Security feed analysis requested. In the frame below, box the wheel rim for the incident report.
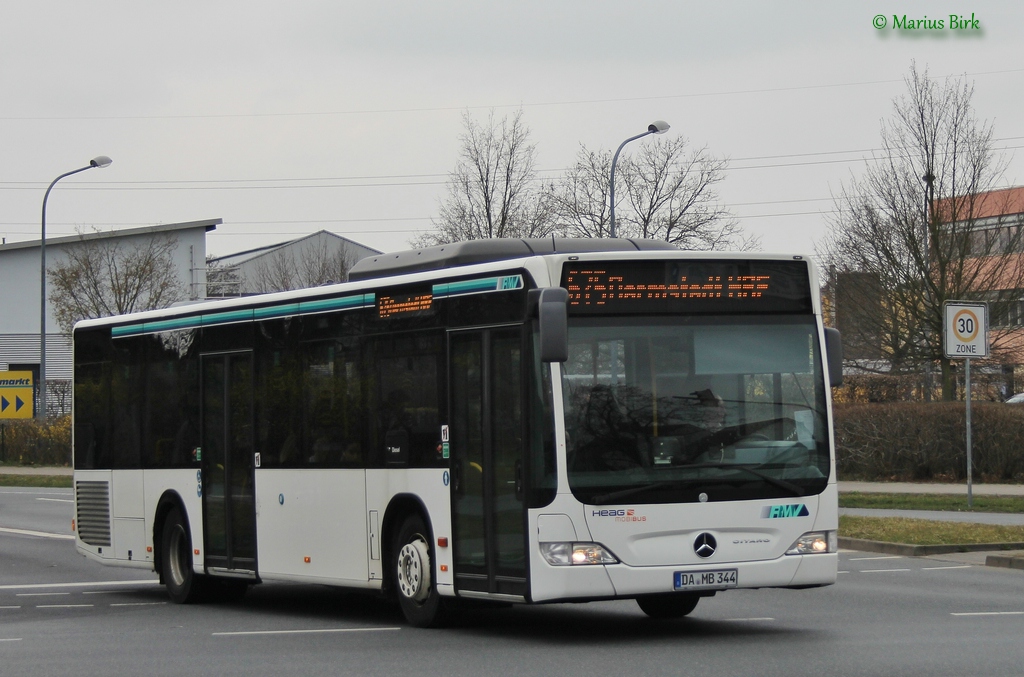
[396,537,431,603]
[167,524,188,588]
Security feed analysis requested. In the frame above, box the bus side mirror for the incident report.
[539,288,569,363]
[824,327,843,387]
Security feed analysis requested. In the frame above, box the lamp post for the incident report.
[38,156,112,420]
[609,120,670,238]
[921,170,936,402]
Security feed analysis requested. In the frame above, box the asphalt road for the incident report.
[4,487,1024,677]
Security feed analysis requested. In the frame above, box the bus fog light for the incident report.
[786,531,836,555]
[540,542,618,566]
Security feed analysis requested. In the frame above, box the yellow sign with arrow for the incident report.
[0,371,34,419]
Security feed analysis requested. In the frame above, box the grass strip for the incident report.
[840,515,1024,545]
[839,492,1024,514]
[0,475,73,488]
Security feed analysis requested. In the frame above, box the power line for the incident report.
[3,68,1022,122]
[2,139,1021,191]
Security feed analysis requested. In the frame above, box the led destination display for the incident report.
[561,260,813,314]
[378,292,434,319]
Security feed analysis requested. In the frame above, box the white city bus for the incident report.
[72,238,842,626]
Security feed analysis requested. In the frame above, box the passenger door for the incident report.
[201,351,257,575]
[448,328,527,597]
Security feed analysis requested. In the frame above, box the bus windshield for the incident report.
[561,315,830,505]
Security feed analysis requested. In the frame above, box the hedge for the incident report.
[835,402,1024,482]
[0,416,72,467]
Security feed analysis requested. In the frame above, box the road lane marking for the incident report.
[213,627,401,637]
[922,565,973,571]
[37,604,94,609]
[36,497,74,503]
[861,568,911,573]
[849,556,903,561]
[952,611,1024,617]
[16,592,70,597]
[0,606,22,610]
[0,580,160,591]
[1,638,23,642]
[110,602,167,607]
[838,570,850,574]
[0,527,75,541]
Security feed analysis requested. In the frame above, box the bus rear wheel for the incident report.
[392,514,447,627]
[161,507,206,604]
[636,593,700,619]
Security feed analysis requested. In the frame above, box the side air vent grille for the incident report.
[75,481,112,547]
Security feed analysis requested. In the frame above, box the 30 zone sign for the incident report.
[944,302,989,358]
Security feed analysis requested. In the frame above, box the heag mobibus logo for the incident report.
[591,508,647,523]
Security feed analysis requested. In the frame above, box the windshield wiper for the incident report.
[588,464,806,505]
[684,463,804,497]
[591,481,675,505]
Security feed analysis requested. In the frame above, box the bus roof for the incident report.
[348,237,677,281]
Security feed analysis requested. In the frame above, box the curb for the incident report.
[838,537,1024,557]
[985,554,1024,570]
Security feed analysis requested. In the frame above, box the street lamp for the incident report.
[921,170,935,402]
[38,156,112,420]
[609,120,670,238]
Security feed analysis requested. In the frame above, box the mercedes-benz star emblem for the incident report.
[694,532,717,558]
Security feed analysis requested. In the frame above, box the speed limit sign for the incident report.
[944,302,989,358]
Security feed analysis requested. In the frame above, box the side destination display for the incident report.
[561,260,813,314]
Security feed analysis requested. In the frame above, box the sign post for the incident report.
[943,302,989,508]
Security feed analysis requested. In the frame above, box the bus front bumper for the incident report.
[529,552,837,603]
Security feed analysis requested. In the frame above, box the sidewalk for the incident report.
[837,481,1024,570]
[839,481,1024,496]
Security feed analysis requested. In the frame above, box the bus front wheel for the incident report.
[636,593,700,619]
[161,507,206,604]
[392,514,447,627]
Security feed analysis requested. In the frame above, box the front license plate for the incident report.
[674,569,738,591]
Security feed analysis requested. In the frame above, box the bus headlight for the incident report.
[785,531,837,555]
[540,542,619,566]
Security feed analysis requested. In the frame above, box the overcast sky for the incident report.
[2,1,1022,259]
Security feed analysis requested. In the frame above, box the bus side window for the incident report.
[371,332,445,469]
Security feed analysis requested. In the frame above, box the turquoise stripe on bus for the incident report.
[433,275,523,298]
[110,292,376,338]
[201,309,254,326]
[253,303,300,319]
[299,293,374,314]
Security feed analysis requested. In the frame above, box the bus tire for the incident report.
[161,506,206,604]
[392,514,447,627]
[636,593,700,619]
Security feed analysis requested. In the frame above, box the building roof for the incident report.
[0,218,221,253]
[934,186,1024,223]
[207,230,381,267]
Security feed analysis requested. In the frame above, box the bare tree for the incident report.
[249,236,357,293]
[553,137,751,250]
[414,110,557,247]
[553,146,614,239]
[823,63,1015,399]
[48,230,184,335]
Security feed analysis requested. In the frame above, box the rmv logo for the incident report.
[762,504,809,519]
